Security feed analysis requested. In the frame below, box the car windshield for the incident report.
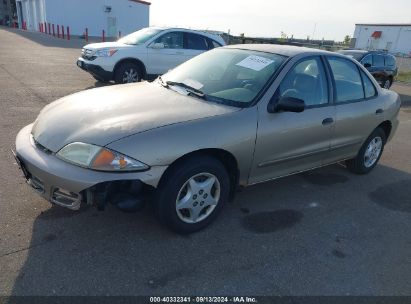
[118,28,163,45]
[337,51,365,61]
[160,48,286,107]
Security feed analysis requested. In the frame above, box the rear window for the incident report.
[385,55,396,67]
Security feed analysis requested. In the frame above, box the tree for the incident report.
[344,35,351,45]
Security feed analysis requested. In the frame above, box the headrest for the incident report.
[293,73,317,92]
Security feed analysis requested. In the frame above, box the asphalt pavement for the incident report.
[0,27,410,297]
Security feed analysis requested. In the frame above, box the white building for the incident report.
[15,0,150,37]
[353,23,411,55]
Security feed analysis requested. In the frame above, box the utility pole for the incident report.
[312,22,317,41]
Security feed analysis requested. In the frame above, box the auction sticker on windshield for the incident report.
[236,55,274,71]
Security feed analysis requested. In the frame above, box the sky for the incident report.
[149,0,411,41]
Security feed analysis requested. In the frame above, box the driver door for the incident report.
[147,31,187,75]
[249,56,335,184]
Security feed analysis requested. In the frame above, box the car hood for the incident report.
[83,41,132,50]
[31,82,240,152]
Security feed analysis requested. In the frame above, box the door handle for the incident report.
[322,118,334,126]
[376,109,384,115]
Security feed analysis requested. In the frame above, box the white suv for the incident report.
[77,27,225,84]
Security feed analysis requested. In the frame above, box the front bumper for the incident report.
[77,57,113,82]
[15,124,167,209]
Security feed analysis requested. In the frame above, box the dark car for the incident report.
[337,50,398,89]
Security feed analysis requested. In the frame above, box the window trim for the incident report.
[325,55,379,105]
[273,55,331,110]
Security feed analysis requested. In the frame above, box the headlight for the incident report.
[57,142,149,172]
[94,48,118,57]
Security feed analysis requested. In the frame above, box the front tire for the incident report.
[156,155,230,234]
[114,62,141,84]
[346,128,386,174]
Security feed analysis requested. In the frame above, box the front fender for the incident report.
[107,108,258,186]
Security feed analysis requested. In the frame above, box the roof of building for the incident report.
[224,44,333,57]
[129,0,151,6]
[355,23,411,27]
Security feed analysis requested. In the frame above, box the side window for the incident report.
[185,33,208,50]
[361,70,377,98]
[278,57,328,106]
[373,54,384,67]
[385,55,396,67]
[361,55,372,67]
[154,32,183,49]
[328,57,364,102]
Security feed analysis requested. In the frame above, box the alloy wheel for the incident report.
[364,136,383,168]
[122,68,139,83]
[175,172,221,224]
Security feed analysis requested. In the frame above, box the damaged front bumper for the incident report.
[14,124,167,210]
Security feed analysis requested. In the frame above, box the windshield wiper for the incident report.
[165,81,207,100]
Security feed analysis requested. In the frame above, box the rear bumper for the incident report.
[77,57,113,82]
[15,124,167,209]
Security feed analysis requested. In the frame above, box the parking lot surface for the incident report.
[0,27,410,296]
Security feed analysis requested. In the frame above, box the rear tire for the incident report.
[114,62,142,84]
[346,128,386,174]
[155,155,230,234]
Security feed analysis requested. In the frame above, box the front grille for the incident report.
[81,48,96,61]
[51,188,82,210]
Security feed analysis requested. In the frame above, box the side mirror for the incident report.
[363,63,372,68]
[150,42,165,49]
[267,96,305,113]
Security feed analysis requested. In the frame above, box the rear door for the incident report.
[325,56,385,162]
[146,31,186,75]
[250,56,335,184]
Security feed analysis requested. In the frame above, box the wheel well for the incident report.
[378,120,392,139]
[114,58,147,79]
[159,149,240,201]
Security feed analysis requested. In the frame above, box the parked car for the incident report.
[337,50,398,89]
[15,45,400,233]
[77,27,225,84]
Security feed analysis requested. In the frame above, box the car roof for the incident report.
[223,44,334,57]
[149,26,225,44]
